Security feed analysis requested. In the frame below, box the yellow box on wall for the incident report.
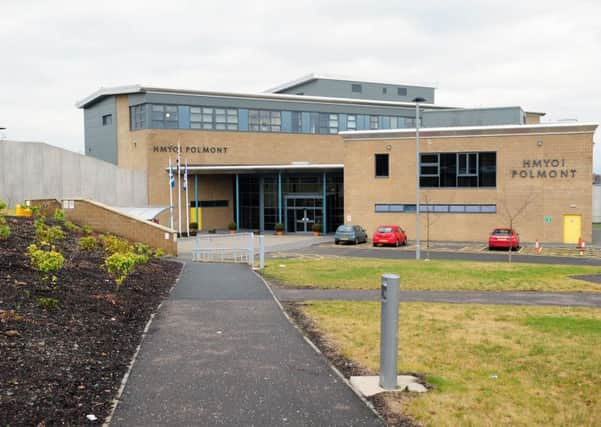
[190,207,202,230]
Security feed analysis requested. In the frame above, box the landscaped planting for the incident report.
[0,215,181,425]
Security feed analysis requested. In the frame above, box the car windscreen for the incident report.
[377,227,393,233]
[337,225,353,232]
[492,229,511,236]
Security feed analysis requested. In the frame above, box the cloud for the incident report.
[1,0,599,167]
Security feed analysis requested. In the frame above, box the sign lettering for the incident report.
[511,159,576,179]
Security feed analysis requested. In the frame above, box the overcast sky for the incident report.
[1,0,600,169]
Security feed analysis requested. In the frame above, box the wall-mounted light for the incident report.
[537,140,543,147]
[386,144,392,151]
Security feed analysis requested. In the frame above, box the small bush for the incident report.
[100,234,133,255]
[135,242,153,257]
[275,222,284,232]
[153,248,166,258]
[0,224,10,240]
[37,297,59,310]
[82,225,93,235]
[64,220,81,233]
[0,200,7,211]
[312,223,322,232]
[103,252,147,286]
[35,221,65,244]
[79,236,98,251]
[26,244,64,282]
[53,208,65,223]
[228,222,237,231]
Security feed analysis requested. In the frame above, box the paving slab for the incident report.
[110,262,382,427]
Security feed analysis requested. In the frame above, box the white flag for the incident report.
[183,160,188,191]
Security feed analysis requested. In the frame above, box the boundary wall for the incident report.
[0,140,147,207]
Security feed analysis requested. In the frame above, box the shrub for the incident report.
[312,223,322,233]
[190,222,198,230]
[103,252,147,286]
[153,248,166,258]
[64,220,81,233]
[37,297,59,310]
[0,224,10,240]
[135,242,152,257]
[79,236,98,252]
[0,199,6,211]
[53,208,65,223]
[100,234,133,255]
[35,221,65,244]
[26,244,64,283]
[82,225,93,235]
[275,222,284,232]
[228,222,237,231]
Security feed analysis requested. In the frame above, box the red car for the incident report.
[372,225,407,247]
[488,228,520,250]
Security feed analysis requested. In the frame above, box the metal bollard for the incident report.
[259,235,265,269]
[379,273,400,390]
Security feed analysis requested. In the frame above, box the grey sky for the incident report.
[1,0,600,168]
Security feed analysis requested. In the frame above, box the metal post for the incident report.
[415,103,421,260]
[278,172,282,224]
[249,232,254,267]
[322,171,327,234]
[379,273,400,390]
[235,173,240,232]
[259,235,265,269]
[195,174,199,230]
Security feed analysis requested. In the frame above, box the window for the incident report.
[150,104,178,128]
[420,152,496,188]
[317,113,338,134]
[382,87,388,94]
[347,115,357,130]
[369,115,379,130]
[375,203,496,213]
[249,109,280,132]
[130,105,146,130]
[397,87,407,96]
[102,114,112,126]
[351,84,362,93]
[375,154,389,177]
[196,200,229,208]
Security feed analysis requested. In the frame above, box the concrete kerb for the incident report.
[252,270,386,424]
[103,258,186,427]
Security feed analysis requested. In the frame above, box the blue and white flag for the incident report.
[183,160,188,191]
[169,157,175,188]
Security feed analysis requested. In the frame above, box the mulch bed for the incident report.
[284,302,420,427]
[0,216,182,426]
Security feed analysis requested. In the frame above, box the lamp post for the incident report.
[413,97,426,260]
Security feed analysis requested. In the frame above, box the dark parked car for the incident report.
[335,224,368,245]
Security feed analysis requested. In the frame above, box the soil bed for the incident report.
[0,216,181,426]
[284,302,419,427]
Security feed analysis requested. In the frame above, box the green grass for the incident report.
[263,257,601,292]
[300,301,601,426]
[593,223,601,230]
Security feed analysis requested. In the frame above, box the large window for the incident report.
[190,107,238,130]
[249,110,281,132]
[150,104,178,128]
[347,115,357,130]
[419,152,496,188]
[375,154,389,178]
[317,113,338,134]
[375,203,496,213]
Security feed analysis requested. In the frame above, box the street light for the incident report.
[413,97,426,260]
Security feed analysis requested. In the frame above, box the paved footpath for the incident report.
[273,287,601,308]
[110,262,383,426]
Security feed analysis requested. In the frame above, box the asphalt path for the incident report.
[280,244,601,266]
[272,287,601,308]
[110,262,383,427]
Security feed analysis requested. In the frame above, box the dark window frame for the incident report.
[375,153,390,178]
[102,114,112,126]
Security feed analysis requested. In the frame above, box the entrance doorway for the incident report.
[285,195,323,233]
[563,214,582,244]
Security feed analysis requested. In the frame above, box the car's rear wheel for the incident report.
[395,240,399,247]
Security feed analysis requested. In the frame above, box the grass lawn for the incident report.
[299,301,601,426]
[263,258,601,292]
[593,223,601,230]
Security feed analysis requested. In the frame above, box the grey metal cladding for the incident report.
[422,107,525,128]
[84,96,117,164]
[276,78,436,104]
[139,92,419,117]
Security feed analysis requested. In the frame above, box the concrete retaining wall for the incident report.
[30,198,178,255]
[0,140,147,207]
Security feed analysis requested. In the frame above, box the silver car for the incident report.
[334,224,368,245]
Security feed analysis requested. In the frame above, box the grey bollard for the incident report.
[379,273,400,390]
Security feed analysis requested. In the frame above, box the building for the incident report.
[77,74,597,243]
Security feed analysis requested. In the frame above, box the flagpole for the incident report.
[169,157,174,230]
[185,160,190,236]
[177,143,182,236]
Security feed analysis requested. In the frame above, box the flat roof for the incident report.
[75,85,449,110]
[264,73,437,94]
[340,122,598,139]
